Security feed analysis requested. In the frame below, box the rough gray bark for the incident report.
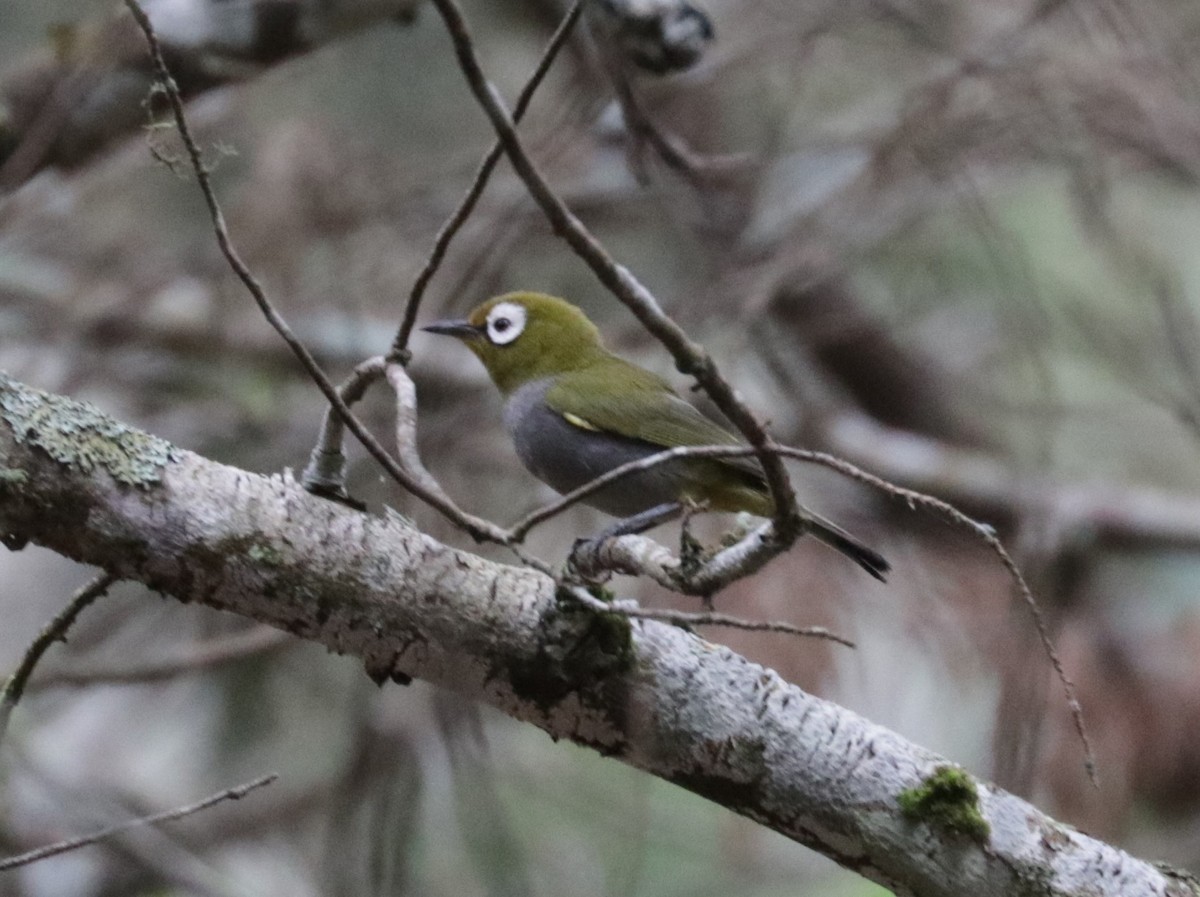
[0,371,1193,897]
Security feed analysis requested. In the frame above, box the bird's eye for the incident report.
[485,302,526,346]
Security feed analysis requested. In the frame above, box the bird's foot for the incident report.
[566,502,683,582]
[565,538,614,586]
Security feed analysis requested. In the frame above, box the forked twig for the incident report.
[121,0,1091,782]
[510,440,1096,783]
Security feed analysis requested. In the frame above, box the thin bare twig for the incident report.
[777,450,1098,784]
[310,3,585,503]
[509,444,758,539]
[508,439,1095,782]
[122,0,506,544]
[425,0,803,544]
[390,0,585,358]
[823,411,1200,547]
[377,364,557,573]
[563,586,855,647]
[0,572,116,749]
[28,626,290,692]
[0,773,278,871]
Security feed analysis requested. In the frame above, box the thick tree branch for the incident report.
[0,371,1187,897]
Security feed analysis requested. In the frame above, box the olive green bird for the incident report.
[424,292,888,580]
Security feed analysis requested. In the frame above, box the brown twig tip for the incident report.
[0,773,278,871]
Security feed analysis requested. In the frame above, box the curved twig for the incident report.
[507,440,1095,783]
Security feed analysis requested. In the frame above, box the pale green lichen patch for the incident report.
[0,468,29,486]
[247,542,283,566]
[0,373,175,488]
[898,765,990,842]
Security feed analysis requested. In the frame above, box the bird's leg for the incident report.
[568,502,684,581]
[678,499,710,579]
[605,501,686,538]
[591,501,685,543]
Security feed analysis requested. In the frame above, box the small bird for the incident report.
[423,292,888,580]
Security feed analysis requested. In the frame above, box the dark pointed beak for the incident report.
[421,319,482,339]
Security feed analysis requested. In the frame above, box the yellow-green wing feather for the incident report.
[543,359,769,493]
[544,360,731,445]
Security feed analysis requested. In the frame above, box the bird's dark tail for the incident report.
[808,515,890,582]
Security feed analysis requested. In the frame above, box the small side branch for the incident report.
[563,585,855,647]
[517,441,1095,783]
[301,357,387,505]
[28,626,290,692]
[385,361,467,508]
[0,572,116,749]
[0,773,277,871]
[568,520,783,599]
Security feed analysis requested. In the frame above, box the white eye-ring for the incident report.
[485,302,527,346]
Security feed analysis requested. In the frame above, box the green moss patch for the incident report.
[898,765,990,841]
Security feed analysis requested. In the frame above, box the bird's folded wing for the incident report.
[544,364,767,486]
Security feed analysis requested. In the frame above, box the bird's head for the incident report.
[423,292,607,394]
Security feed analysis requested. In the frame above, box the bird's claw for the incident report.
[567,536,614,585]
